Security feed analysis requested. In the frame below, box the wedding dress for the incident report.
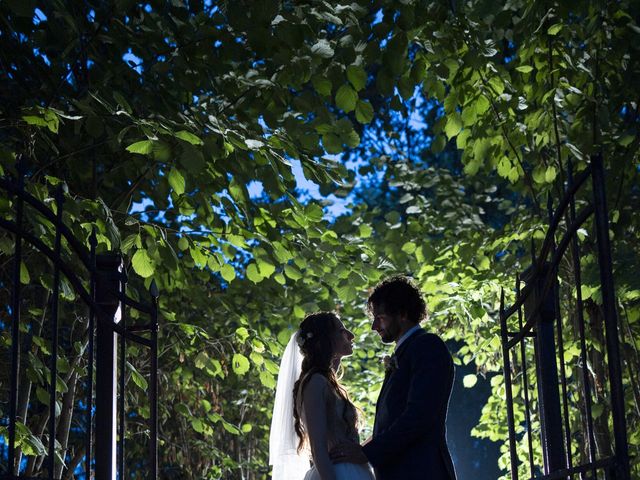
[300,386,375,480]
[269,332,374,480]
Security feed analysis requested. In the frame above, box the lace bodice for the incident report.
[325,392,359,448]
[297,374,359,451]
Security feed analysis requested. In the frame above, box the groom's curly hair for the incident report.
[367,275,428,324]
[292,312,358,453]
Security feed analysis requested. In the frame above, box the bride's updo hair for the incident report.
[292,312,358,453]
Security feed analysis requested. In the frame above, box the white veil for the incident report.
[269,331,310,479]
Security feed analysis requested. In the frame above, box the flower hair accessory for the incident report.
[296,331,313,347]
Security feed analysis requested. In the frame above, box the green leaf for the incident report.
[272,242,293,263]
[384,33,408,75]
[461,105,477,127]
[304,203,324,222]
[398,75,414,100]
[515,65,534,73]
[175,130,203,145]
[241,423,253,433]
[191,418,205,433]
[355,100,374,124]
[235,327,250,342]
[359,224,373,238]
[376,69,394,95]
[113,91,132,113]
[472,138,491,162]
[229,177,248,205]
[222,420,241,435]
[547,23,563,36]
[293,305,305,319]
[127,361,148,390]
[444,112,463,139]
[346,65,367,91]
[463,374,478,388]
[335,84,358,112]
[259,370,276,389]
[20,261,30,284]
[592,403,603,418]
[545,166,557,183]
[401,241,416,254]
[232,353,250,375]
[121,234,138,254]
[175,402,191,417]
[257,258,276,278]
[221,263,236,282]
[618,134,634,147]
[476,255,490,271]
[246,263,264,283]
[250,351,264,366]
[475,95,490,115]
[126,140,154,155]
[322,133,342,154]
[22,115,48,129]
[311,39,334,58]
[168,168,185,195]
[36,387,49,405]
[195,351,209,369]
[180,145,205,173]
[284,264,302,281]
[178,236,189,251]
[321,230,339,243]
[132,249,155,278]
[25,108,60,133]
[343,129,360,148]
[312,76,332,96]
[457,129,471,148]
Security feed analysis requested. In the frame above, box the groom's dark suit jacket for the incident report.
[362,328,457,480]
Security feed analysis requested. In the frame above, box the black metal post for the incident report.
[86,227,98,480]
[591,154,630,480]
[500,289,519,480]
[516,277,535,478]
[8,162,25,477]
[94,254,123,480]
[522,263,567,476]
[118,272,127,479]
[48,187,64,480]
[149,279,159,480]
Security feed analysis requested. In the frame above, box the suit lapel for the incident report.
[376,328,425,406]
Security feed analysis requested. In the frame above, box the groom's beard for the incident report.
[379,321,401,343]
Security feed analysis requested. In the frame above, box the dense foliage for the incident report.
[1,0,639,479]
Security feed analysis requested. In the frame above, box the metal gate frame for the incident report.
[499,154,630,480]
[1,161,159,480]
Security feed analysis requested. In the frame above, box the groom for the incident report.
[332,276,457,479]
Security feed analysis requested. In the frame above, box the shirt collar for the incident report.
[395,324,421,352]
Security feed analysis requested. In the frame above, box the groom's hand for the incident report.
[329,442,368,464]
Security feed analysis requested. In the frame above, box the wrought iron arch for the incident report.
[500,154,630,480]
[1,163,159,480]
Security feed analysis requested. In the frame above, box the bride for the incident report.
[269,312,374,480]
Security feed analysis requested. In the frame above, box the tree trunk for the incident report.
[15,294,48,473]
[63,445,85,480]
[24,409,49,476]
[54,369,78,479]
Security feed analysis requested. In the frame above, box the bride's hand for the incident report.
[329,442,368,464]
